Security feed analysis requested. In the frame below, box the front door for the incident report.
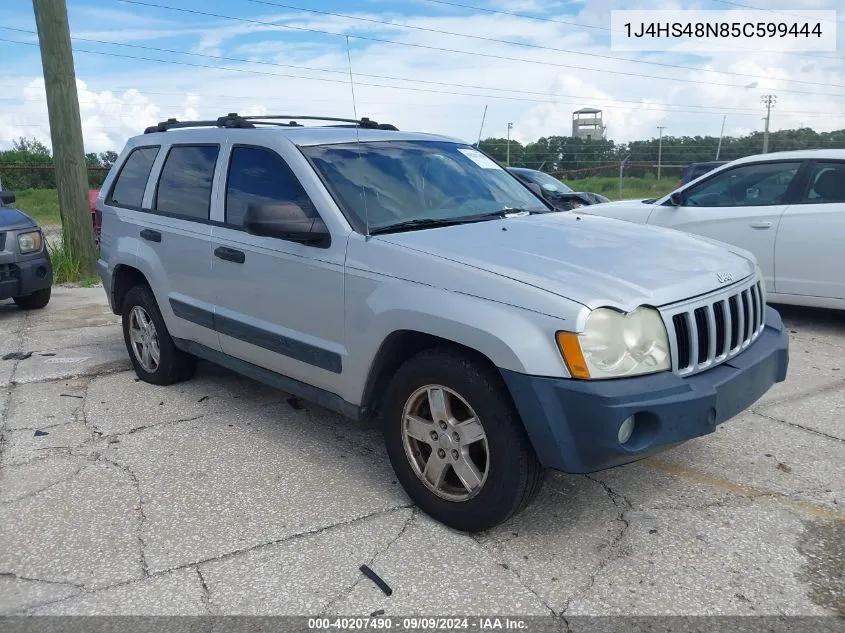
[647,160,804,293]
[210,143,347,394]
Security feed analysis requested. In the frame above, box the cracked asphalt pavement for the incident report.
[0,288,843,617]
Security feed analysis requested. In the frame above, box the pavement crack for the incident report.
[320,507,415,615]
[162,503,414,576]
[194,566,215,614]
[559,475,635,612]
[0,463,87,505]
[96,454,149,578]
[1,311,28,462]
[473,531,558,617]
[753,411,845,444]
[0,571,85,590]
[91,415,207,444]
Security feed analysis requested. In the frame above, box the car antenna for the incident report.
[346,36,370,238]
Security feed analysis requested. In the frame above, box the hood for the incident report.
[0,208,36,231]
[373,212,756,311]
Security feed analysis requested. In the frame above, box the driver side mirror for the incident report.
[0,190,15,206]
[244,203,330,247]
[669,191,683,206]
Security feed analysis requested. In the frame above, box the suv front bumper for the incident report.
[501,305,789,474]
[0,253,53,301]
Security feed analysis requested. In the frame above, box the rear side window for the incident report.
[801,162,845,203]
[154,145,219,220]
[106,146,159,208]
[225,146,317,227]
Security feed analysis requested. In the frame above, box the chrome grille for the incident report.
[663,277,765,376]
[0,232,6,251]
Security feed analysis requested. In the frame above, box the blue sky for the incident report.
[1,0,843,153]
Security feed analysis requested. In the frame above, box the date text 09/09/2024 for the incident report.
[308,617,529,630]
[624,21,823,38]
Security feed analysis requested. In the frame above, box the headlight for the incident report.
[557,306,671,379]
[17,231,43,254]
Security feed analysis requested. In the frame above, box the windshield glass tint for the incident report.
[302,140,548,230]
[524,170,573,193]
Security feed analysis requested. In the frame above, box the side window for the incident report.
[154,145,219,220]
[801,162,845,204]
[225,146,317,228]
[683,162,801,208]
[106,146,159,208]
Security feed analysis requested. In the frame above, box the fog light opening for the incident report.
[618,416,635,445]
[35,266,47,279]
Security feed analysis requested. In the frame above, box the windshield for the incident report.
[301,140,549,231]
[520,170,573,193]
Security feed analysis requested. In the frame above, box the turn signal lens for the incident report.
[556,331,591,379]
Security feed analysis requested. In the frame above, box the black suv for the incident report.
[680,161,728,186]
[508,167,609,210]
[0,189,52,309]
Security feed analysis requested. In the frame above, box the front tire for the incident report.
[13,287,51,310]
[121,284,196,385]
[381,348,545,532]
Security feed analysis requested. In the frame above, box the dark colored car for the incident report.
[507,167,610,211]
[90,189,102,244]
[0,189,53,309]
[680,161,728,186]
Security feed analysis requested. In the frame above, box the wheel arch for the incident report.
[360,330,511,420]
[110,264,150,315]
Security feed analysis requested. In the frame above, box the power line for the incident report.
[113,0,845,98]
[710,0,845,25]
[245,0,843,89]
[417,0,612,30]
[4,36,843,120]
[417,0,843,61]
[3,26,842,117]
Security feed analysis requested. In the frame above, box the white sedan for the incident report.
[583,149,845,310]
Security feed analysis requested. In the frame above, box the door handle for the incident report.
[214,246,245,264]
[749,221,772,229]
[140,228,161,242]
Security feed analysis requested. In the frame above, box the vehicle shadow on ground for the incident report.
[773,302,845,332]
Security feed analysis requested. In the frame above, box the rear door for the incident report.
[137,143,222,351]
[774,160,845,299]
[646,160,804,292]
[210,143,346,393]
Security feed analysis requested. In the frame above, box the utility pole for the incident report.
[506,122,513,166]
[619,155,630,199]
[656,125,666,180]
[475,104,488,147]
[32,0,97,278]
[761,94,777,154]
[715,114,727,160]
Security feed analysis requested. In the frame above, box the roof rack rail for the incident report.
[143,113,398,134]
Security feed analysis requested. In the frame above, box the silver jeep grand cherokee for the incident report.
[96,113,789,532]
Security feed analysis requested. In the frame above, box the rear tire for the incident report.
[13,287,51,310]
[381,347,545,532]
[121,284,196,385]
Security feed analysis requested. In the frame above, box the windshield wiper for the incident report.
[369,209,537,235]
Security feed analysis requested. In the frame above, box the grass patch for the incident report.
[13,189,61,225]
[568,176,679,201]
[47,241,99,286]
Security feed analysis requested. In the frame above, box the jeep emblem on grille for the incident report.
[717,272,734,284]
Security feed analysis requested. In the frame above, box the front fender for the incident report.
[340,273,573,405]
